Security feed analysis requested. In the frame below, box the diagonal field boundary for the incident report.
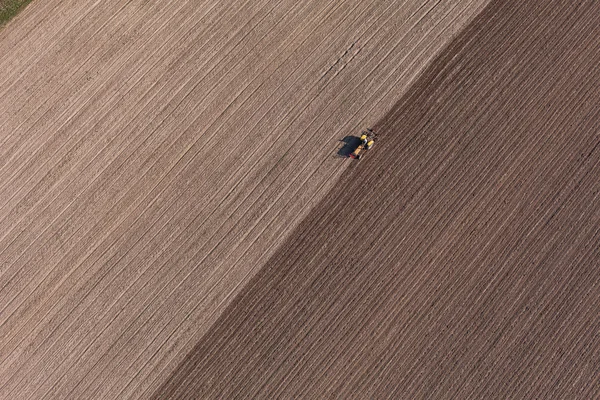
[154,1,600,398]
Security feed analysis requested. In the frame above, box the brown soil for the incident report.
[154,1,600,398]
[0,0,488,398]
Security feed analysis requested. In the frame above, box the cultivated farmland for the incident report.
[155,1,600,398]
[0,0,490,398]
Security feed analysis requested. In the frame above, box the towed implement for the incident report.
[349,128,375,160]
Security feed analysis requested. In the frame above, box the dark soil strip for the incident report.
[154,1,600,398]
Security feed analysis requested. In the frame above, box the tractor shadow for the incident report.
[337,135,361,158]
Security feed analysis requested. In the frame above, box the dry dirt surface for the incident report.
[154,1,600,398]
[0,0,490,399]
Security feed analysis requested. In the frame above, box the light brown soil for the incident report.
[0,0,488,398]
[154,1,600,398]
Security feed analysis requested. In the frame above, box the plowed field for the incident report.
[0,0,489,398]
[155,1,600,398]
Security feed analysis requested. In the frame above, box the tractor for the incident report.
[349,128,375,160]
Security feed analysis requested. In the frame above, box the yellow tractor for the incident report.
[350,128,375,160]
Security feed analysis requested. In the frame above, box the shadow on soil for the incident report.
[337,135,361,158]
